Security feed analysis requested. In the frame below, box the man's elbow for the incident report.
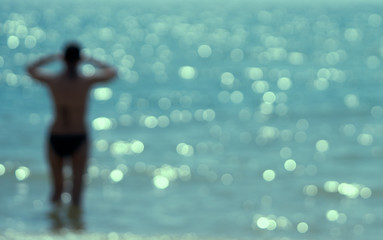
[27,66,36,78]
[108,68,117,81]
[27,65,33,74]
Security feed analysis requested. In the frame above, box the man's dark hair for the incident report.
[64,43,81,63]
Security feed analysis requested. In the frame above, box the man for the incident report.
[27,43,116,207]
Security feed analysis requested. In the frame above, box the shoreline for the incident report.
[0,231,251,240]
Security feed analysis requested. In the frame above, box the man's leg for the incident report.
[48,144,64,204]
[71,140,88,207]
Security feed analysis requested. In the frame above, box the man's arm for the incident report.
[83,57,117,84]
[27,54,61,83]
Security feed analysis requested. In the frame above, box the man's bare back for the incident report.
[46,74,92,134]
[28,53,116,134]
[27,43,116,207]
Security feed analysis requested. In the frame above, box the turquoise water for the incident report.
[2,0,383,239]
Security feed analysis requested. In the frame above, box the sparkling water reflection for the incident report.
[1,0,383,239]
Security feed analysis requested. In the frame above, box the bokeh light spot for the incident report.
[284,159,296,171]
[297,222,309,233]
[15,166,30,181]
[153,175,169,189]
[110,169,124,183]
[0,164,6,176]
[92,117,113,130]
[8,36,20,49]
[263,169,276,182]
[198,44,212,58]
[179,66,196,80]
[94,87,113,101]
[316,140,329,152]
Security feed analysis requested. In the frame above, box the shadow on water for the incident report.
[47,204,85,233]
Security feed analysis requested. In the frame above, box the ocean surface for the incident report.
[2,0,383,239]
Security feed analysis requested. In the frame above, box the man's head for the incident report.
[64,43,81,65]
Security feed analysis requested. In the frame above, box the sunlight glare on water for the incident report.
[153,175,170,189]
[93,87,113,101]
[7,36,20,49]
[92,117,113,130]
[110,169,124,183]
[1,1,383,239]
[178,66,196,80]
[263,169,276,182]
[15,166,30,181]
[197,44,212,58]
[0,164,5,176]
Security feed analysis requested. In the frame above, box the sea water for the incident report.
[1,0,383,239]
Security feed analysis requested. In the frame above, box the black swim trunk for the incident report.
[49,133,87,158]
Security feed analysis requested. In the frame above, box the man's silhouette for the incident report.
[27,43,116,207]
